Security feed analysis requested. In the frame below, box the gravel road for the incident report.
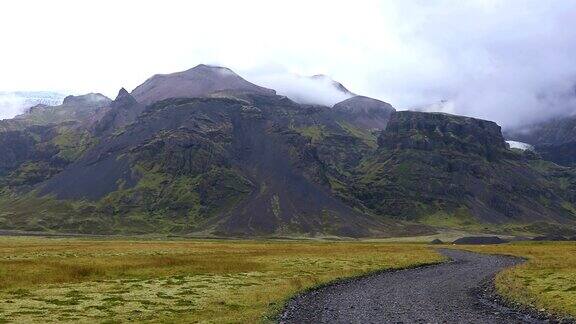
[280,249,548,324]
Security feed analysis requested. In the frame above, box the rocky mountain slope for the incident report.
[0,65,575,237]
[506,117,576,166]
[345,112,576,230]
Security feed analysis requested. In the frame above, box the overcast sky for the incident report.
[1,0,575,128]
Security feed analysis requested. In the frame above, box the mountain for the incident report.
[506,117,576,146]
[506,116,576,166]
[24,94,405,237]
[0,93,114,190]
[13,93,112,127]
[342,112,576,233]
[131,64,276,105]
[332,96,395,130]
[0,65,575,237]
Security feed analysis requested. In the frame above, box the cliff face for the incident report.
[339,111,576,230]
[380,111,507,158]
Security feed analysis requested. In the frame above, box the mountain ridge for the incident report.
[0,64,575,237]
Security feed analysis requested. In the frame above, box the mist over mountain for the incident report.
[245,71,355,106]
[0,91,67,120]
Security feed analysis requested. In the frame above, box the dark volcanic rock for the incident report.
[94,88,144,135]
[131,64,276,105]
[0,126,70,186]
[430,238,444,244]
[0,131,38,175]
[38,95,393,237]
[379,111,507,158]
[453,236,507,245]
[332,96,395,130]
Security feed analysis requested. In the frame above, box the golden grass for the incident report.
[0,237,443,323]
[457,241,576,318]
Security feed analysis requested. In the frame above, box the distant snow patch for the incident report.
[506,140,534,151]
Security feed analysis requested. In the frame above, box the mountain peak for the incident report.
[310,74,354,95]
[187,64,232,72]
[131,64,275,105]
[332,96,396,130]
[333,96,394,111]
[116,87,130,98]
[113,88,137,106]
[94,88,143,135]
[62,93,112,107]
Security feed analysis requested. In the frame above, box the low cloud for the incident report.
[360,1,576,129]
[244,66,354,107]
[0,94,27,120]
[0,92,66,120]
[2,1,576,129]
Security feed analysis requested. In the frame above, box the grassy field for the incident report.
[0,237,443,323]
[459,242,576,318]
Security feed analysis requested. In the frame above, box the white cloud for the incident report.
[0,94,26,119]
[0,0,575,127]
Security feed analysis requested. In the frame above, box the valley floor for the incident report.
[0,237,441,323]
[0,237,573,323]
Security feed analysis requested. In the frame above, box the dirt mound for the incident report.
[453,236,507,245]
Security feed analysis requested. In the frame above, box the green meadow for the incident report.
[0,237,573,323]
[0,238,442,323]
[460,242,576,318]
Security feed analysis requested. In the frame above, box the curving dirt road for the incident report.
[280,249,547,324]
